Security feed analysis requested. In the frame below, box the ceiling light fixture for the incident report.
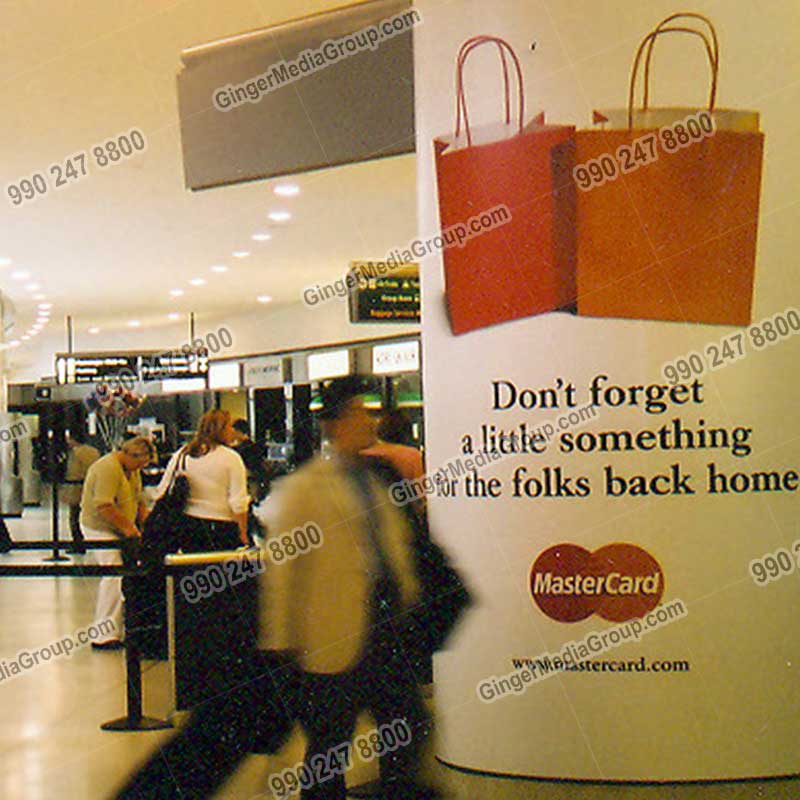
[33,294,46,300]
[38,303,53,310]
[167,313,180,321]
[268,211,291,223]
[232,251,250,258]
[25,283,41,292]
[210,265,228,273]
[11,271,30,280]
[257,295,273,304]
[0,257,12,267]
[128,320,141,327]
[273,184,300,197]
[251,232,272,242]
[88,327,100,334]
[189,278,207,286]
[21,335,30,341]
[170,289,184,297]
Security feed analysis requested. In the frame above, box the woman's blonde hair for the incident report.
[185,409,231,458]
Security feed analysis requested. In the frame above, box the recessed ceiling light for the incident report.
[128,320,141,327]
[21,335,30,341]
[257,295,273,303]
[8,340,20,348]
[167,313,180,321]
[0,257,12,267]
[11,271,30,280]
[170,289,184,297]
[189,278,207,286]
[268,211,291,223]
[210,265,229,273]
[33,294,46,301]
[36,319,49,325]
[38,303,53,310]
[25,283,41,292]
[28,329,40,336]
[232,251,250,258]
[251,232,272,242]
[88,327,100,334]
[32,324,43,331]
[273,184,300,197]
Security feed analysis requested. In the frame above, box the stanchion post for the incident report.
[101,573,172,732]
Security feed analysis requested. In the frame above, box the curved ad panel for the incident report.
[415,0,799,782]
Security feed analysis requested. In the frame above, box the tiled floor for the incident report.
[1,505,798,799]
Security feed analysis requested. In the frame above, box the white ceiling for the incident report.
[0,0,417,348]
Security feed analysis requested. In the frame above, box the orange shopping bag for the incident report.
[434,36,576,335]
[575,15,764,326]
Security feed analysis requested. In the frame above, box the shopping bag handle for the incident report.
[454,36,524,147]
[643,12,719,110]
[628,27,717,129]
[456,36,512,135]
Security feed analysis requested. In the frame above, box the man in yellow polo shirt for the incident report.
[81,437,155,649]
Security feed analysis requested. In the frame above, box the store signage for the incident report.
[530,543,664,623]
[244,356,284,388]
[348,263,420,324]
[208,362,241,389]
[307,349,351,381]
[372,340,419,374]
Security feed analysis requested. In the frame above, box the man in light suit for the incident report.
[259,376,434,800]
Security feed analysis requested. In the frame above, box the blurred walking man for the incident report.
[259,376,435,799]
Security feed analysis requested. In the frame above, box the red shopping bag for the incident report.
[434,36,576,335]
[575,16,764,326]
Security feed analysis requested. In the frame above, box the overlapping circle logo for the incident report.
[530,543,664,623]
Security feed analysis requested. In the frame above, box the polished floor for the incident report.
[1,504,798,799]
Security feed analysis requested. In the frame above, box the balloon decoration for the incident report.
[84,384,145,451]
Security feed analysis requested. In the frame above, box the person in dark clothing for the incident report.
[231,418,268,502]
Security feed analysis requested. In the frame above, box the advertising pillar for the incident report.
[415,0,799,781]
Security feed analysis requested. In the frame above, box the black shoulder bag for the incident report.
[352,463,473,661]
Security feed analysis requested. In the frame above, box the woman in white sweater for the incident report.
[156,409,250,551]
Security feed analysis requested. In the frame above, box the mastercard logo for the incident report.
[530,543,664,623]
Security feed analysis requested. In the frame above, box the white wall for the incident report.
[9,296,419,383]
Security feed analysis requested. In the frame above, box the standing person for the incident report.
[259,376,435,800]
[81,437,155,650]
[231,418,268,502]
[154,409,249,552]
[361,408,424,483]
[62,432,100,554]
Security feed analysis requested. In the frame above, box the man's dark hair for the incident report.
[317,376,375,421]
[232,419,250,436]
